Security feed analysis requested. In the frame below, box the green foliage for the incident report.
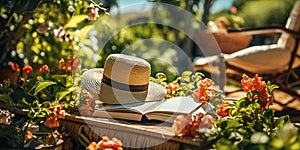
[204,81,300,150]
[0,65,83,148]
[239,0,296,27]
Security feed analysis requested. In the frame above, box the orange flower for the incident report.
[44,113,60,128]
[56,104,65,118]
[49,103,55,109]
[45,133,55,145]
[167,81,179,91]
[241,74,252,92]
[218,101,231,117]
[194,78,215,102]
[17,76,26,86]
[22,65,33,74]
[59,58,65,70]
[25,131,33,141]
[97,136,123,150]
[87,142,97,150]
[172,115,191,136]
[39,64,50,73]
[49,103,65,119]
[57,109,66,119]
[172,113,212,138]
[241,74,273,108]
[11,63,20,72]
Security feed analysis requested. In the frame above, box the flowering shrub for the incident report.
[150,71,222,102]
[205,74,299,149]
[164,73,300,149]
[0,55,88,148]
[151,71,221,138]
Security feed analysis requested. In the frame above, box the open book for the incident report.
[92,96,211,123]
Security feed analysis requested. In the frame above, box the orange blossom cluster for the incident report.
[172,113,213,138]
[241,74,272,108]
[193,78,215,102]
[88,136,123,150]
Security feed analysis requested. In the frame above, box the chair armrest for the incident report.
[228,26,300,40]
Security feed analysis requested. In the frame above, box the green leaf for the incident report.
[271,139,284,149]
[275,115,289,127]
[155,73,167,81]
[290,142,300,150]
[56,87,78,101]
[236,97,249,108]
[267,81,279,93]
[0,94,11,103]
[220,120,240,130]
[64,15,87,28]
[181,71,192,82]
[34,81,57,96]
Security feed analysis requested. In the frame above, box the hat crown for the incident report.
[103,54,151,86]
[81,54,166,105]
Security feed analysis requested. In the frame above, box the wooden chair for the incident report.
[194,0,300,101]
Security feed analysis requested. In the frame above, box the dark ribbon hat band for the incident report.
[102,75,149,92]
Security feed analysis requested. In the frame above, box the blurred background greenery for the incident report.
[0,0,297,82]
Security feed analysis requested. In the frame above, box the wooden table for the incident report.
[61,114,203,149]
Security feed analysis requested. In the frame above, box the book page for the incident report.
[146,96,204,114]
[96,100,164,114]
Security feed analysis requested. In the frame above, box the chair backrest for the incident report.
[277,0,300,51]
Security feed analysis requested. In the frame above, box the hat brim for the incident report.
[81,68,166,104]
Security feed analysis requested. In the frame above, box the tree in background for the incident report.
[236,0,297,27]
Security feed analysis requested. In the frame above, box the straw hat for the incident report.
[81,54,167,104]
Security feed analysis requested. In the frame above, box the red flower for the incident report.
[218,101,231,117]
[59,58,65,70]
[59,56,81,71]
[22,65,33,74]
[193,78,215,102]
[230,6,237,14]
[167,81,179,91]
[39,64,50,73]
[11,63,20,72]
[241,74,273,109]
